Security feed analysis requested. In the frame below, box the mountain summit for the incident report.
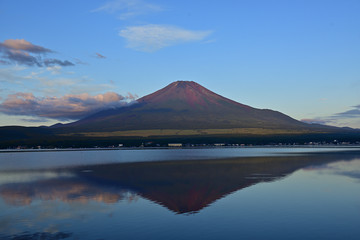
[138,81,250,110]
[63,81,313,134]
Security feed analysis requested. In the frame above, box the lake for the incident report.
[1,147,360,239]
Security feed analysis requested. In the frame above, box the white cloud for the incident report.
[0,67,25,83]
[119,24,212,52]
[46,65,62,75]
[93,0,163,19]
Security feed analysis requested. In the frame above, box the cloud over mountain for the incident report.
[0,92,137,120]
[300,118,330,125]
[301,104,360,128]
[335,105,360,118]
[93,0,163,19]
[0,39,75,67]
[119,24,212,52]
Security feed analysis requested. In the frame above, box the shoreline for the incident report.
[1,144,360,153]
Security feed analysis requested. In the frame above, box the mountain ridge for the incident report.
[61,80,314,133]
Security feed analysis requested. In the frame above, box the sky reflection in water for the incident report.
[0,148,360,239]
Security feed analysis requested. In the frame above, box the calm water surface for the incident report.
[0,147,360,239]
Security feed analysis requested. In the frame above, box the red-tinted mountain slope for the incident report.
[61,81,326,133]
[138,81,250,110]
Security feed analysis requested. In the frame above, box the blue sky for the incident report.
[0,0,359,128]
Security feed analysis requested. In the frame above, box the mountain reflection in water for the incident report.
[1,150,359,214]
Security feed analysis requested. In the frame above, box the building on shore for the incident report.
[168,143,183,147]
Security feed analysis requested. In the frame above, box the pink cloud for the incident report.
[0,39,74,67]
[126,92,138,100]
[0,92,137,120]
[1,39,52,53]
[95,52,106,59]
